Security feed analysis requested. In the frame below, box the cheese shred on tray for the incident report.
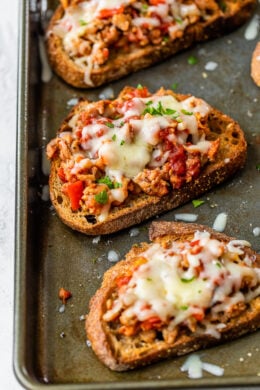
[47,86,219,220]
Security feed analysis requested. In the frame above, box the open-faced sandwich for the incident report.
[46,0,257,88]
[46,85,247,235]
[86,221,260,371]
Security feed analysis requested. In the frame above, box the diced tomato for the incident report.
[133,86,149,98]
[78,112,94,126]
[58,167,67,182]
[192,311,205,322]
[102,47,109,60]
[67,181,84,211]
[141,316,162,331]
[190,239,200,247]
[116,275,132,288]
[98,6,124,19]
[149,0,165,5]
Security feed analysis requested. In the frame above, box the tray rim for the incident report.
[13,1,260,389]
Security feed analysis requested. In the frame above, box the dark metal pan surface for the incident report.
[14,1,260,388]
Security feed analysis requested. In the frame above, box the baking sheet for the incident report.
[14,0,260,389]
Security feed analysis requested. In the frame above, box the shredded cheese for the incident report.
[50,0,202,83]
[103,231,260,334]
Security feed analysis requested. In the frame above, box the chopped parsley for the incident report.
[181,109,193,116]
[188,55,198,65]
[95,190,108,204]
[143,100,178,118]
[256,163,260,171]
[180,305,188,310]
[111,134,117,141]
[97,176,122,189]
[175,17,183,24]
[105,122,114,128]
[137,83,143,89]
[181,276,196,283]
[192,199,205,208]
[171,82,179,90]
[79,19,88,26]
[215,261,222,269]
[120,140,125,146]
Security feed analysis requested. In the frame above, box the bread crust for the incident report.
[86,222,260,371]
[46,0,257,88]
[47,88,247,235]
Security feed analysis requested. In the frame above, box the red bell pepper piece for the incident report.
[67,181,84,211]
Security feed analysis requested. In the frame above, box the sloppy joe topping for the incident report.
[50,0,223,84]
[47,86,219,220]
[103,231,260,337]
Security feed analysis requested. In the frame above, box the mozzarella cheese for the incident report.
[71,94,210,181]
[104,231,260,333]
[51,0,202,83]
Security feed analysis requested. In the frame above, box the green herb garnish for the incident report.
[97,176,122,189]
[95,190,108,204]
[192,199,205,208]
[215,261,222,269]
[79,19,88,26]
[181,276,196,283]
[143,100,178,118]
[171,82,178,90]
[175,17,183,24]
[120,140,125,146]
[137,83,143,89]
[256,163,260,171]
[180,305,188,310]
[181,109,193,116]
[113,182,122,188]
[188,55,198,65]
[112,134,117,141]
[105,122,114,128]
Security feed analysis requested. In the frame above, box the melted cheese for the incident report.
[104,231,259,331]
[77,94,210,180]
[51,0,201,78]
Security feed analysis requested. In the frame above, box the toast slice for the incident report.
[86,221,260,371]
[46,85,247,235]
[46,0,257,88]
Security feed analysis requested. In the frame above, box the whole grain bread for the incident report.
[86,221,260,371]
[46,0,257,88]
[47,87,247,235]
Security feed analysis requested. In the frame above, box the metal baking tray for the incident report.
[14,0,260,389]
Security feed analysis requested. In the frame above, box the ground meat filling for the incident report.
[46,86,219,218]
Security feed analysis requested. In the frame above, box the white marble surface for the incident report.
[0,0,22,388]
